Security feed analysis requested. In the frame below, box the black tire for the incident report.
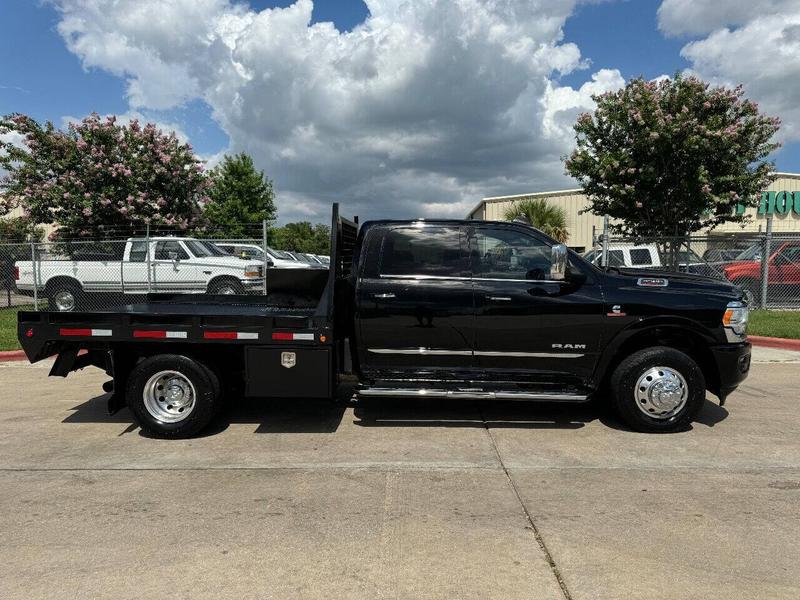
[610,346,705,433]
[46,279,83,312]
[208,278,244,295]
[126,354,222,438]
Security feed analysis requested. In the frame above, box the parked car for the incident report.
[584,243,721,278]
[18,204,751,438]
[15,237,266,311]
[723,240,800,305]
[215,243,313,269]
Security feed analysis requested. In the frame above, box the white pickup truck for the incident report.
[15,237,265,311]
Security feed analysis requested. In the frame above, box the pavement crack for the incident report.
[479,405,573,600]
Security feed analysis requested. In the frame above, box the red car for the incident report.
[724,240,800,305]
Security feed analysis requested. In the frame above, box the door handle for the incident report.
[486,296,512,301]
[372,292,396,299]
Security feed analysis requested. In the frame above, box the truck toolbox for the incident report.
[245,346,332,398]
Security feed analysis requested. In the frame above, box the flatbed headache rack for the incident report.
[17,203,359,403]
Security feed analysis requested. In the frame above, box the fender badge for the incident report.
[281,352,296,369]
[607,304,626,317]
[637,277,668,287]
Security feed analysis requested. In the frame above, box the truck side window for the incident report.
[129,241,148,263]
[630,248,653,265]
[470,228,551,280]
[155,241,189,261]
[607,250,624,267]
[380,227,466,277]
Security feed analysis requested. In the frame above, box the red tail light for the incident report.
[13,266,19,281]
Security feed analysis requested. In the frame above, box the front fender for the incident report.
[591,315,720,389]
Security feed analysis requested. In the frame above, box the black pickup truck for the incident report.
[17,204,752,437]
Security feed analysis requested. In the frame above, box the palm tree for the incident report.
[503,198,569,243]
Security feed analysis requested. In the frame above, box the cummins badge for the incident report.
[281,352,296,369]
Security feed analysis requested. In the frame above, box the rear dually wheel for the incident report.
[126,354,222,438]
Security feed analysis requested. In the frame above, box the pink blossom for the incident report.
[702,184,711,194]
[119,207,129,214]
[82,207,92,217]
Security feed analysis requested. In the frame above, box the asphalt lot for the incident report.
[1,348,799,599]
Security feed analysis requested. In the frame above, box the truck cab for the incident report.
[350,219,751,431]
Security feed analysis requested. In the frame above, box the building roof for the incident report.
[468,172,800,218]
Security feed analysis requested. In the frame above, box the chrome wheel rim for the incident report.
[216,285,237,295]
[634,366,688,420]
[142,370,196,423]
[54,290,76,311]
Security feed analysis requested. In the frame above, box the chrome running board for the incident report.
[358,387,588,402]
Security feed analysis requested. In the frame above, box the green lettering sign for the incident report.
[736,191,800,216]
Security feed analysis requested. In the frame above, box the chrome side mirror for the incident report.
[550,244,567,281]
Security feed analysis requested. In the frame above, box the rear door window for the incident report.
[380,227,466,277]
[629,248,653,265]
[128,241,147,263]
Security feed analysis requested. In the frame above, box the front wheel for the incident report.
[208,278,244,295]
[126,354,222,438]
[610,347,706,433]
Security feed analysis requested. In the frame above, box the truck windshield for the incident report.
[184,240,226,258]
[735,245,761,261]
[268,247,293,260]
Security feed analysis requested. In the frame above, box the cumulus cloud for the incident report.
[54,0,622,221]
[658,1,800,143]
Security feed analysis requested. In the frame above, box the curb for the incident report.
[749,335,800,352]
[0,350,27,363]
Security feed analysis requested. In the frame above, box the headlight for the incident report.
[722,301,749,340]
[244,265,263,278]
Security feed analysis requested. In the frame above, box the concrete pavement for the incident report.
[0,348,798,599]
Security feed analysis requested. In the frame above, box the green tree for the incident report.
[0,217,44,293]
[0,113,209,239]
[503,198,569,243]
[564,75,780,261]
[201,153,276,238]
[270,222,330,254]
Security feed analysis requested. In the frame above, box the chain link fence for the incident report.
[0,221,330,319]
[590,220,800,309]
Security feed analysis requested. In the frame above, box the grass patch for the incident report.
[748,310,800,340]
[0,305,35,351]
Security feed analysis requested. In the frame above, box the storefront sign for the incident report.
[736,191,800,217]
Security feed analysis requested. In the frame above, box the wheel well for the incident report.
[207,275,242,289]
[44,276,83,293]
[601,327,718,394]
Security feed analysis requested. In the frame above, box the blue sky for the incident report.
[1,0,799,221]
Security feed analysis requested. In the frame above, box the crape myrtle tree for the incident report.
[201,153,277,238]
[0,113,209,241]
[564,75,781,266]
